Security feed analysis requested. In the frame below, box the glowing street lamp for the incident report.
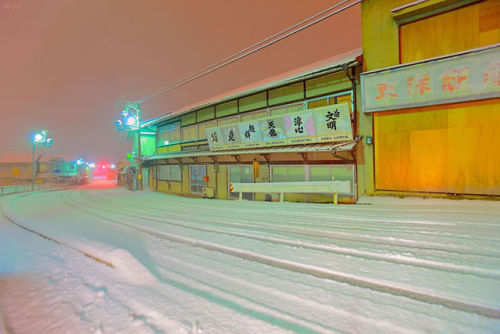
[33,133,44,142]
[32,130,53,191]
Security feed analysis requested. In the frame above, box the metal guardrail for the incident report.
[230,181,352,204]
[0,183,72,196]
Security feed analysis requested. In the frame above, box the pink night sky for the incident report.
[0,0,361,162]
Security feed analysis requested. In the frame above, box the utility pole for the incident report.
[31,130,53,191]
[31,142,35,191]
[137,129,142,190]
[116,103,142,191]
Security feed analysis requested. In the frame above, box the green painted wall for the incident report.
[140,134,156,156]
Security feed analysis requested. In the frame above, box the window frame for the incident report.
[158,164,182,182]
[189,164,207,193]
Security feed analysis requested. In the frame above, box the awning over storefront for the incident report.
[144,139,358,161]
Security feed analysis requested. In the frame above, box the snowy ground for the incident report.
[0,180,499,333]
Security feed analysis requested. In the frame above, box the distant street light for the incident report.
[32,130,53,191]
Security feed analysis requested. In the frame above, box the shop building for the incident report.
[140,49,366,203]
[360,0,500,197]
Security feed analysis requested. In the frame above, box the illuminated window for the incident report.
[157,122,181,146]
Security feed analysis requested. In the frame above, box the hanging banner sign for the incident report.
[361,45,500,113]
[206,103,353,151]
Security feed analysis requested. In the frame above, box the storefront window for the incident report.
[310,165,354,193]
[271,166,305,182]
[270,164,354,194]
[189,165,207,193]
[228,165,253,199]
[158,165,182,181]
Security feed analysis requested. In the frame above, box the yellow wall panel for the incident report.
[375,99,500,195]
[182,165,190,193]
[216,165,228,199]
[400,0,500,63]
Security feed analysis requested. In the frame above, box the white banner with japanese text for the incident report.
[206,103,353,151]
[361,45,500,113]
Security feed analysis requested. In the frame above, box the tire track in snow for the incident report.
[81,190,500,250]
[4,193,325,333]
[86,190,500,229]
[76,190,500,259]
[68,192,500,280]
[61,192,500,320]
[152,252,420,334]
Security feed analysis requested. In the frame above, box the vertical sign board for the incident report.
[206,103,353,151]
[361,45,500,112]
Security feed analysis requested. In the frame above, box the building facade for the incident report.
[141,49,366,203]
[360,0,500,197]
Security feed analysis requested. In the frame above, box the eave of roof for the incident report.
[144,140,358,161]
[141,48,362,128]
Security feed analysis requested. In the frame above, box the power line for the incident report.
[133,0,361,104]
[137,0,354,102]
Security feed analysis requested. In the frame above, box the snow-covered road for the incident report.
[1,181,499,333]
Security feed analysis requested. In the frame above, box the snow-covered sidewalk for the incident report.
[1,182,499,333]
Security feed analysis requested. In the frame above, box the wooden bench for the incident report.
[230,181,351,204]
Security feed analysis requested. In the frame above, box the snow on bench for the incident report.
[230,181,351,204]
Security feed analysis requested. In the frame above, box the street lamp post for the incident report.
[116,103,142,190]
[31,130,53,191]
[137,128,142,190]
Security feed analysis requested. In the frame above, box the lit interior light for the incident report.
[110,164,116,169]
[163,140,169,145]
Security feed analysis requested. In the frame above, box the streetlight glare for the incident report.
[126,116,137,126]
[34,133,44,142]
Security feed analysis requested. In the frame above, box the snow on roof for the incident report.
[142,48,362,127]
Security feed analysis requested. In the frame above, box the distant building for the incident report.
[0,153,81,185]
[0,153,47,185]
